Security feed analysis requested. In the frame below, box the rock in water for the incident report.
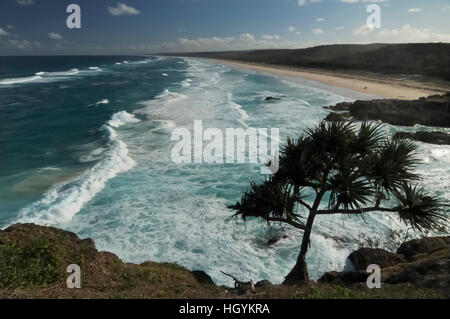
[324,93,450,127]
[264,96,281,101]
[393,131,450,145]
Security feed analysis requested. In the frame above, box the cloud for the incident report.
[336,26,345,30]
[141,32,310,53]
[0,28,10,36]
[407,8,422,13]
[353,24,450,42]
[6,25,15,29]
[7,39,42,50]
[240,33,255,42]
[312,28,323,34]
[48,32,63,40]
[261,34,280,40]
[298,0,322,6]
[16,0,35,6]
[108,2,140,16]
[377,24,450,42]
[353,24,373,36]
[316,18,324,22]
[288,26,296,32]
[340,0,388,3]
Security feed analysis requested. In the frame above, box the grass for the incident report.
[0,224,448,299]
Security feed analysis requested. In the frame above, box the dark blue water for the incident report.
[0,55,185,222]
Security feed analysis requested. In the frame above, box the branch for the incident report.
[267,217,306,230]
[298,199,312,210]
[316,206,399,215]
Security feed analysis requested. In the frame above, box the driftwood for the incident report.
[221,271,255,294]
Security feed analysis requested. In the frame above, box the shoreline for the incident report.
[212,59,450,100]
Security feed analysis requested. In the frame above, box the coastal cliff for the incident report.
[0,224,448,299]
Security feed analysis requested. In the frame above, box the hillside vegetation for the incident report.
[165,43,450,81]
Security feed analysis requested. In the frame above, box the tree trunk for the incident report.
[283,212,316,285]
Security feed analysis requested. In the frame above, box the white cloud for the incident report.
[16,0,35,6]
[316,18,325,22]
[353,24,450,43]
[407,8,422,13]
[341,0,388,3]
[48,32,63,40]
[240,33,255,42]
[7,39,42,50]
[298,0,322,6]
[108,2,140,16]
[6,25,15,29]
[0,28,10,36]
[377,24,450,43]
[312,28,323,34]
[288,26,296,32]
[353,24,373,36]
[141,33,311,53]
[261,34,280,40]
[336,26,345,30]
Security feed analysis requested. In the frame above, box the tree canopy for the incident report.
[228,121,446,284]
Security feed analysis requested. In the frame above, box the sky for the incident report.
[0,0,449,55]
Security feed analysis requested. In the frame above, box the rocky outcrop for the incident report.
[267,235,289,246]
[319,236,450,290]
[191,270,215,285]
[393,131,450,145]
[396,236,450,260]
[348,248,406,271]
[324,112,351,122]
[265,96,281,101]
[325,93,450,127]
[318,270,369,285]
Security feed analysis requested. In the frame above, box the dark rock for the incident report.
[318,270,369,285]
[255,280,273,288]
[191,270,215,285]
[393,131,450,145]
[267,235,288,246]
[348,248,406,271]
[325,93,450,127]
[265,96,281,101]
[352,94,450,127]
[324,112,351,122]
[324,102,352,111]
[397,236,450,260]
[384,256,450,290]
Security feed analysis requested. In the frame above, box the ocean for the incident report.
[0,55,448,285]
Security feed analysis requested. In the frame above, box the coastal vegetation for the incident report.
[0,223,448,298]
[166,43,450,81]
[228,120,446,285]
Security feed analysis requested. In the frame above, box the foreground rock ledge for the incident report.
[0,224,448,299]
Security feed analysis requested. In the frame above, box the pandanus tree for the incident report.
[228,121,446,285]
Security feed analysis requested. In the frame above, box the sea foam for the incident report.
[16,111,140,225]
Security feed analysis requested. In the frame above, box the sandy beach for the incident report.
[214,59,450,100]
